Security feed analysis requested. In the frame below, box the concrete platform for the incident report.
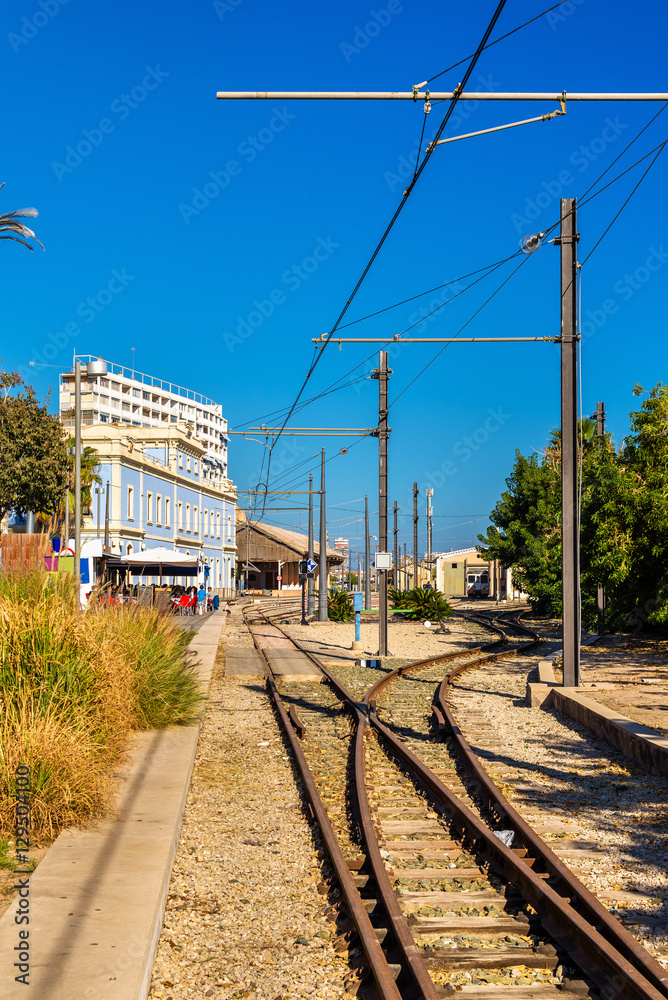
[263,648,322,682]
[0,614,226,1000]
[527,643,668,778]
[224,648,266,678]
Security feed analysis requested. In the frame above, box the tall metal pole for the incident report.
[96,488,102,539]
[364,495,371,610]
[413,482,419,590]
[357,552,361,591]
[596,401,606,636]
[104,480,110,549]
[64,487,70,548]
[403,542,407,588]
[307,473,315,616]
[374,352,390,656]
[74,360,82,579]
[393,501,398,588]
[560,198,580,687]
[426,488,433,584]
[318,449,328,621]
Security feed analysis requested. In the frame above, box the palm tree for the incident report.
[543,418,597,469]
[0,183,44,251]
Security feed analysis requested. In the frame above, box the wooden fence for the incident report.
[0,533,51,574]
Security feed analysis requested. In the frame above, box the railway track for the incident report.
[241,600,668,1000]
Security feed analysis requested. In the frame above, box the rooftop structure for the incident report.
[59,355,228,477]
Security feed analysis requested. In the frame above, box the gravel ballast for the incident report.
[148,611,357,1000]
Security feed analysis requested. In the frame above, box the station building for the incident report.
[236,516,343,594]
[80,424,237,590]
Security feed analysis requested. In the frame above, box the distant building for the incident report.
[59,354,229,477]
[81,425,236,590]
[433,548,523,600]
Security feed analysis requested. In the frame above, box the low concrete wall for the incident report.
[550,687,668,778]
[527,639,668,777]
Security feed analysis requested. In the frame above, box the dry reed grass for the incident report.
[0,571,202,843]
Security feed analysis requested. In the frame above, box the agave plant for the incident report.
[395,587,453,622]
[388,587,410,607]
[0,183,44,251]
[327,588,354,622]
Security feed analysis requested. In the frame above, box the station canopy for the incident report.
[122,547,200,576]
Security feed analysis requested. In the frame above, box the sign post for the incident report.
[299,560,308,625]
[353,591,363,650]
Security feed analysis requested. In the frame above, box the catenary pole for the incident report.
[308,473,315,616]
[319,449,328,622]
[217,91,668,102]
[393,502,398,589]
[364,495,371,610]
[413,483,419,589]
[596,401,606,636]
[560,198,581,688]
[375,353,390,656]
[426,488,433,579]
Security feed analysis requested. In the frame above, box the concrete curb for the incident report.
[0,614,225,999]
[527,638,668,778]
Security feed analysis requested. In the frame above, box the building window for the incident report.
[165,497,171,527]
[111,381,120,390]
[122,401,130,412]
[146,492,153,524]
[156,495,162,525]
[178,452,183,469]
[193,505,198,535]
[126,543,134,556]
[216,511,221,538]
[203,509,208,536]
[227,515,232,541]
[100,413,108,423]
[132,388,140,398]
[194,460,198,474]
[178,501,183,531]
[452,563,458,569]
[142,391,150,400]
[185,503,191,533]
[216,557,220,587]
[186,456,191,473]
[127,486,134,520]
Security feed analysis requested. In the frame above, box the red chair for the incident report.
[188,594,198,616]
[179,594,190,616]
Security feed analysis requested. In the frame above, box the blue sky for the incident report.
[2,0,667,558]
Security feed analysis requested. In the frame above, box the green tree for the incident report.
[477,451,561,614]
[0,370,68,524]
[479,387,668,632]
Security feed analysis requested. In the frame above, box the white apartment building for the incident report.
[59,354,229,478]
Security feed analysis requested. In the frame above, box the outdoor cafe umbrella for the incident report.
[122,547,200,585]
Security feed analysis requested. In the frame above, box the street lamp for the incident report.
[74,358,107,575]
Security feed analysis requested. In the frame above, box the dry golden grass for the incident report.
[0,571,201,843]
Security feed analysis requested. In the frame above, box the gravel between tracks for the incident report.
[148,608,357,1000]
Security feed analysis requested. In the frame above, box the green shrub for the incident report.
[0,570,202,842]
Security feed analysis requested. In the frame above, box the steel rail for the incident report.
[247,605,443,998]
[243,608,404,1000]
[368,707,665,1000]
[359,608,668,998]
[437,613,668,999]
[248,605,668,998]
